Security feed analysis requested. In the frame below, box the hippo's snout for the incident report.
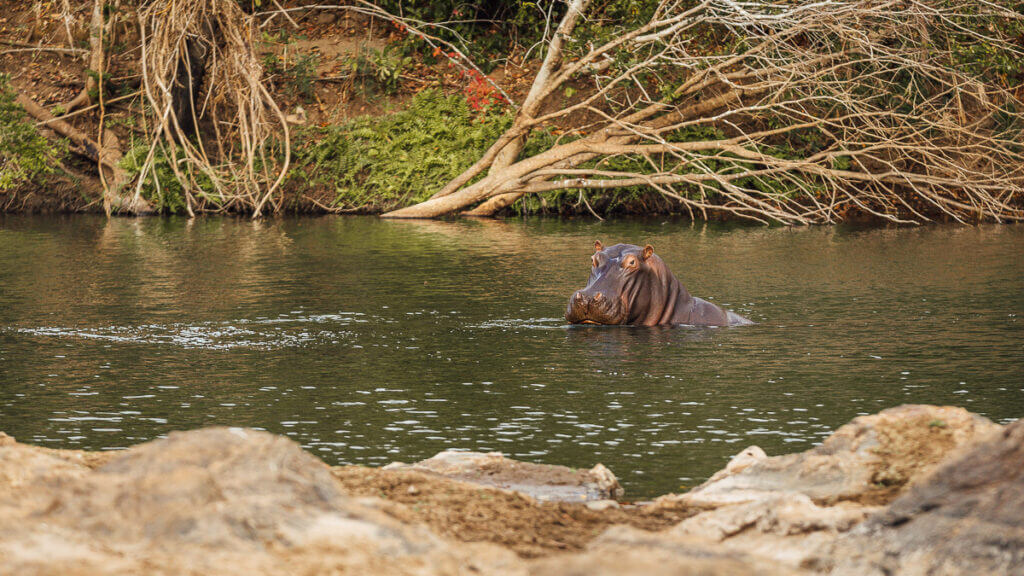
[566,290,620,325]
[573,290,604,303]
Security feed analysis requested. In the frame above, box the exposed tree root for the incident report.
[135,0,290,217]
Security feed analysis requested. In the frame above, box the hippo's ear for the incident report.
[642,244,654,261]
[594,240,604,253]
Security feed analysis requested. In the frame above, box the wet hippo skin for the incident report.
[566,241,752,327]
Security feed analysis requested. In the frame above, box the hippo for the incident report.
[565,241,752,327]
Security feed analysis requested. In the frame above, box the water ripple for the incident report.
[471,317,567,330]
[13,313,367,350]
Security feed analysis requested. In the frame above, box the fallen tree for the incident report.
[383,0,1024,224]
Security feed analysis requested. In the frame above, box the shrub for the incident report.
[263,51,320,101]
[120,141,215,213]
[343,46,412,95]
[292,89,512,210]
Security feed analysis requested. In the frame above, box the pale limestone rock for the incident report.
[585,499,620,511]
[674,405,999,508]
[823,419,1022,576]
[386,449,623,501]
[705,445,768,484]
[527,525,799,576]
[670,492,878,568]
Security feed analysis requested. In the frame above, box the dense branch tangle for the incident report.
[135,0,289,217]
[384,0,1024,224]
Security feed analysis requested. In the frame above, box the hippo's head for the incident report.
[566,241,674,326]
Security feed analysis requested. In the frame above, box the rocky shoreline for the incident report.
[1,404,1020,575]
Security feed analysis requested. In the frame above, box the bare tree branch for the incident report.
[385,0,1024,224]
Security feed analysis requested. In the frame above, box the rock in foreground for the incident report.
[673,405,1000,508]
[0,404,1018,575]
[825,418,1024,575]
[0,428,519,575]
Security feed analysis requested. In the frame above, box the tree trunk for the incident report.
[171,36,208,140]
[384,135,601,218]
[63,0,105,113]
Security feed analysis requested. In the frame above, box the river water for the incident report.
[1,215,1021,497]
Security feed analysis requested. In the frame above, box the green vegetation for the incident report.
[262,51,320,101]
[343,46,412,96]
[0,74,65,191]
[386,0,658,70]
[292,89,512,211]
[380,0,552,69]
[120,142,213,214]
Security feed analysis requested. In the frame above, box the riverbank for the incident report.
[2,404,1019,574]
[1,1,610,218]
[4,1,1020,223]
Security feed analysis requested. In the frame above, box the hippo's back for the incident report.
[726,310,754,326]
[682,297,752,327]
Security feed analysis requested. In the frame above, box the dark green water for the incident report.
[1,215,1021,497]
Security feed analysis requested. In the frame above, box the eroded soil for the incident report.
[332,466,696,558]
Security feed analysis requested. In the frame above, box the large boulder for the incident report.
[635,405,1003,570]
[824,418,1023,575]
[384,450,623,502]
[672,405,999,508]
[0,428,521,576]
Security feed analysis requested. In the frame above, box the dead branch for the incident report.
[14,92,150,214]
[462,0,591,215]
[384,0,1024,224]
[0,41,85,56]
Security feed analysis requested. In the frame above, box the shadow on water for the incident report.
[0,214,1022,497]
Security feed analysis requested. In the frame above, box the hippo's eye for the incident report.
[622,255,638,269]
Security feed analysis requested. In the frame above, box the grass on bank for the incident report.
[0,74,65,191]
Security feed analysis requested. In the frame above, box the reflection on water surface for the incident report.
[0,215,1021,496]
